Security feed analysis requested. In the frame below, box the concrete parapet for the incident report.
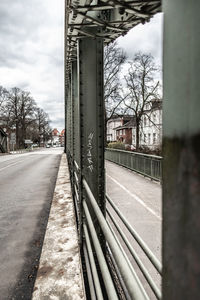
[32,154,85,300]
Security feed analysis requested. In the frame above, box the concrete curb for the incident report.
[32,154,86,300]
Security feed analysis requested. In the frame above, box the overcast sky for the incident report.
[0,1,163,132]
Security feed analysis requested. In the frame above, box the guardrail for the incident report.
[106,194,162,299]
[105,148,162,181]
[67,148,162,299]
[82,178,162,300]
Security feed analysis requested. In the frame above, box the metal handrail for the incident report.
[105,148,162,181]
[106,148,162,160]
[74,160,80,172]
[83,244,97,300]
[83,224,104,300]
[106,194,162,274]
[83,178,148,300]
[106,209,161,299]
[106,220,149,300]
[83,200,119,300]
[106,245,132,300]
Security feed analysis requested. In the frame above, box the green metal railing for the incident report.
[67,145,162,299]
[106,194,162,299]
[105,148,162,181]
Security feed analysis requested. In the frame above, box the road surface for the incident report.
[0,148,63,299]
[106,160,162,299]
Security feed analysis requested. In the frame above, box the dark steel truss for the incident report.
[65,0,161,82]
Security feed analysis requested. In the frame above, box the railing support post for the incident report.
[163,1,200,298]
[78,37,105,248]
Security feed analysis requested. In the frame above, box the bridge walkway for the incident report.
[106,160,162,299]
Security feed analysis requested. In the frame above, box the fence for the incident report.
[105,148,162,182]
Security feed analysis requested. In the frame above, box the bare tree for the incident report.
[1,86,51,148]
[35,107,51,146]
[19,91,36,145]
[0,86,8,111]
[104,41,126,122]
[123,53,161,150]
[6,87,22,148]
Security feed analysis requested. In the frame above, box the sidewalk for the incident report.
[32,154,85,300]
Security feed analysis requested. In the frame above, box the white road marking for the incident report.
[106,174,162,221]
[0,160,25,172]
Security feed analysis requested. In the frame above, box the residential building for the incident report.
[59,129,65,146]
[113,99,162,150]
[115,118,136,145]
[52,128,60,146]
[106,115,132,142]
[132,99,162,149]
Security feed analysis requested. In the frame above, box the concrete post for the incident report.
[163,1,200,298]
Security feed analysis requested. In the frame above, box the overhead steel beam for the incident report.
[65,0,161,76]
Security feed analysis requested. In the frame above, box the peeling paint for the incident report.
[32,154,86,300]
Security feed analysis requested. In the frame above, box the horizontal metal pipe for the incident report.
[106,220,149,300]
[74,160,80,171]
[106,194,162,274]
[74,184,79,202]
[83,244,97,300]
[74,171,79,186]
[83,201,119,300]
[107,209,161,299]
[83,179,148,300]
[84,224,104,300]
[106,245,132,300]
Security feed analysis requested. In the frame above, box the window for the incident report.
[144,117,147,127]
[153,133,156,144]
[144,134,146,143]
[133,135,135,143]
[148,133,151,144]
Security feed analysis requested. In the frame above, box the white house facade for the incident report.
[132,100,162,149]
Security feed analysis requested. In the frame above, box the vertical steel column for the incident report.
[163,1,200,299]
[66,69,72,154]
[69,61,77,196]
[78,37,105,246]
[72,61,79,165]
[72,59,82,231]
[64,0,68,154]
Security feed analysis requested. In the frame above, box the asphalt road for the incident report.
[106,160,162,299]
[0,148,63,299]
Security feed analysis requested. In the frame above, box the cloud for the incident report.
[0,1,162,131]
[0,0,65,131]
[117,13,163,66]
